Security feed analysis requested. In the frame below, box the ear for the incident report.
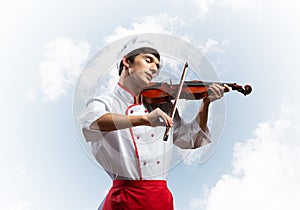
[122,57,130,68]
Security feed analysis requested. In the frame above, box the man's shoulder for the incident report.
[86,86,117,106]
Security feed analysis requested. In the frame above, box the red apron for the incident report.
[102,180,174,210]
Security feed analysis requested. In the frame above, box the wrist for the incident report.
[142,115,151,126]
[202,98,211,106]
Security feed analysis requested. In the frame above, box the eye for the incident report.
[145,57,152,63]
[144,56,161,69]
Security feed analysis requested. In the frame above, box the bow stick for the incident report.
[163,62,188,141]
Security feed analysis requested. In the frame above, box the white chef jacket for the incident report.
[80,83,211,180]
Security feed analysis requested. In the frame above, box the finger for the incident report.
[152,108,172,127]
[207,84,224,102]
[213,83,224,94]
[223,84,231,92]
[166,116,173,127]
[210,84,223,98]
[160,111,173,127]
[215,84,225,97]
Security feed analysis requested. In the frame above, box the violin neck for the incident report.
[183,81,234,87]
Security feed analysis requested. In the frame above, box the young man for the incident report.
[80,37,227,210]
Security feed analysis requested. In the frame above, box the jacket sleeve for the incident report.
[173,118,212,149]
[79,98,109,142]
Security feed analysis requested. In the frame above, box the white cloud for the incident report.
[189,0,214,17]
[104,13,187,43]
[198,38,228,54]
[104,13,228,57]
[190,98,300,210]
[219,0,300,17]
[9,201,31,210]
[103,13,229,56]
[38,38,90,102]
[219,0,263,11]
[188,0,300,20]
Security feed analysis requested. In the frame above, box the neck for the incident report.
[119,71,143,98]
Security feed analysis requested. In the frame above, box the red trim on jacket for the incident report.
[126,104,143,180]
[118,82,139,104]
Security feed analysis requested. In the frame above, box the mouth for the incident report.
[145,72,152,81]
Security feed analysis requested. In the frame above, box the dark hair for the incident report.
[118,47,160,76]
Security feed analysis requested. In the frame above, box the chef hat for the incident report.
[117,36,160,72]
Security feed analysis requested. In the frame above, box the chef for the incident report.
[80,36,226,210]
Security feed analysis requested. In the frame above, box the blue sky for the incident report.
[1,0,300,209]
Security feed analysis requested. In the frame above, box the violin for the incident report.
[140,62,252,141]
[141,81,252,105]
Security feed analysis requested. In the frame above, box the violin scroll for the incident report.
[229,83,252,96]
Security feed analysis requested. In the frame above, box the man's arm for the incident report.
[196,83,229,131]
[90,113,148,131]
[90,108,173,132]
[197,100,210,132]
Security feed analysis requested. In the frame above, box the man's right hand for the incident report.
[146,108,173,127]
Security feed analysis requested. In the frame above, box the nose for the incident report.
[150,67,158,76]
[151,61,161,71]
[150,62,158,70]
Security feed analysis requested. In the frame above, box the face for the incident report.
[127,53,160,87]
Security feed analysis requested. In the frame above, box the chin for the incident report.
[143,81,150,87]
[141,80,150,88]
